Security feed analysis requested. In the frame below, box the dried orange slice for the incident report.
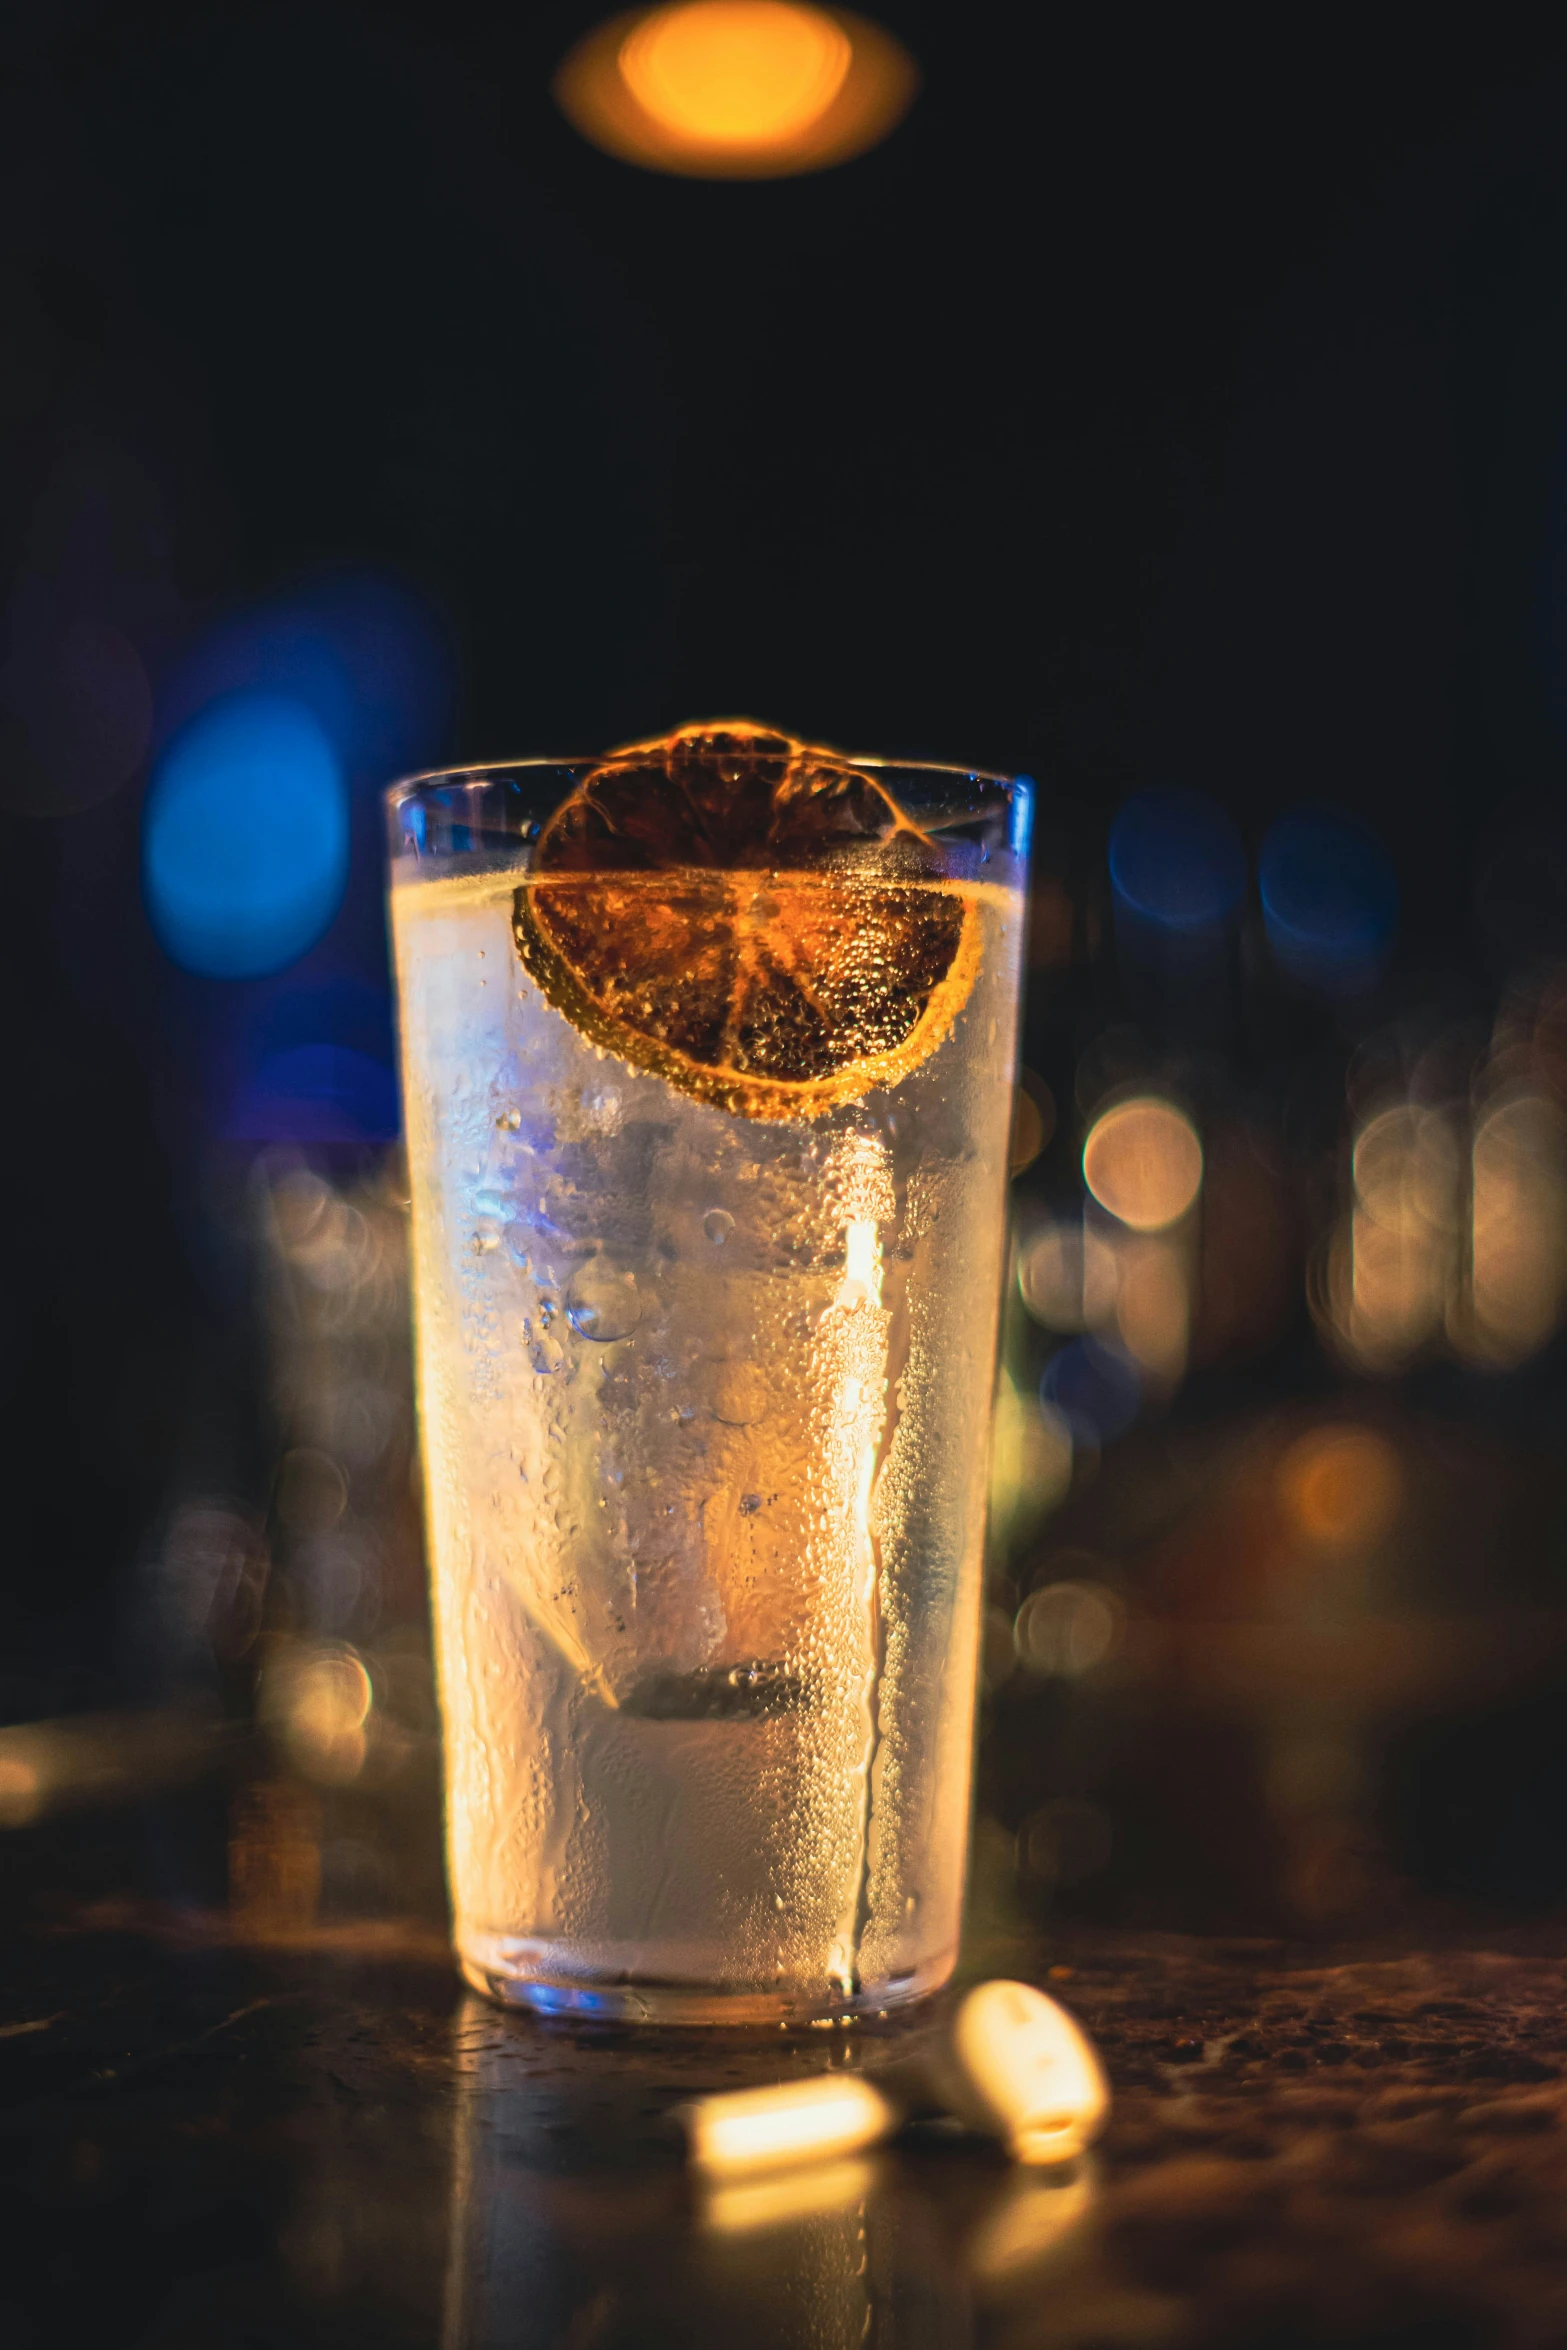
[512,720,981,1120]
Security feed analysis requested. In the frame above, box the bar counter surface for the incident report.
[5,1831,1567,2350]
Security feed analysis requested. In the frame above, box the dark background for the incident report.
[10,0,1567,1926]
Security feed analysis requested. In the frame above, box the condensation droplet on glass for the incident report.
[565,1261,641,1342]
[495,1108,521,1131]
[712,1360,768,1426]
[703,1208,734,1246]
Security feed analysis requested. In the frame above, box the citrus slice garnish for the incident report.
[511,720,981,1120]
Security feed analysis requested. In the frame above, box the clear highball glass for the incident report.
[387,727,1030,2021]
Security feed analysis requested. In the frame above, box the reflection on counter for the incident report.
[440,1998,1100,2350]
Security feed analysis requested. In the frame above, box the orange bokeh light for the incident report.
[554,2,917,178]
[1278,1426,1402,1549]
[619,2,852,144]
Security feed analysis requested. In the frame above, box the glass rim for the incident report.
[384,750,1029,813]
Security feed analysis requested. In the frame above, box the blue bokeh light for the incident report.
[1259,806,1398,996]
[1041,1339,1142,1448]
[143,692,348,979]
[1109,788,1247,933]
[223,976,399,1139]
[153,573,448,781]
[229,1044,398,1142]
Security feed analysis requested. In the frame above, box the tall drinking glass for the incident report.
[388,724,1029,2021]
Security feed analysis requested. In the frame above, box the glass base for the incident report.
[458,1935,954,2026]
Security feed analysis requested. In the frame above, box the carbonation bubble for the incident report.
[703,1208,735,1245]
[566,1262,641,1342]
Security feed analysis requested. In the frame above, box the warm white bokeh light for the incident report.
[1013,1581,1122,1677]
[1353,1104,1458,1233]
[1112,1236,1189,1378]
[1467,1091,1567,1364]
[1082,1098,1203,1232]
[1008,1079,1051,1175]
[1335,1102,1460,1366]
[1017,1217,1119,1332]
[262,1643,375,1785]
[619,0,852,144]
